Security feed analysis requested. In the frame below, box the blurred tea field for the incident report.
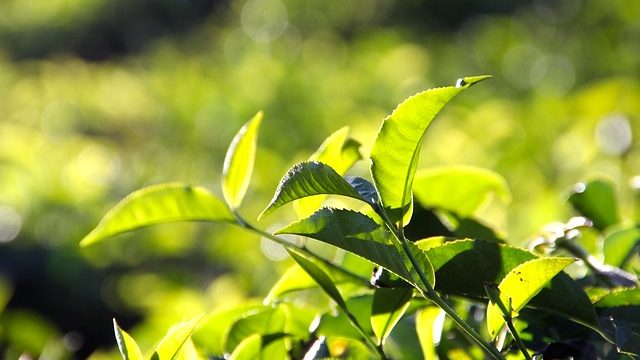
[0,0,639,358]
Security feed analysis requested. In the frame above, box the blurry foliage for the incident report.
[0,0,638,358]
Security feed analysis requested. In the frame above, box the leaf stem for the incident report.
[376,208,506,360]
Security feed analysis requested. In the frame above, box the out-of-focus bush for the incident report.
[0,0,638,358]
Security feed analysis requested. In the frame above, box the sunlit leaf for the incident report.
[486,257,575,338]
[595,288,640,308]
[413,165,510,217]
[416,307,443,360]
[603,226,640,268]
[222,111,263,209]
[276,208,435,289]
[228,334,261,360]
[225,307,286,353]
[259,162,370,220]
[371,287,412,346]
[568,179,620,231]
[294,127,362,218]
[80,183,234,246]
[419,239,601,337]
[113,319,144,360]
[152,315,203,360]
[264,264,317,303]
[315,295,374,339]
[370,75,491,225]
[287,249,347,309]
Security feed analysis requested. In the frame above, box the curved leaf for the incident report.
[568,179,620,231]
[287,250,347,309]
[222,111,263,209]
[603,226,640,268]
[153,315,203,360]
[114,319,144,360]
[228,334,262,360]
[225,307,286,353]
[416,307,444,360]
[421,239,599,334]
[370,75,491,225]
[371,287,413,346]
[413,165,510,217]
[486,257,576,338]
[80,183,234,247]
[595,288,640,308]
[259,162,369,220]
[264,265,317,303]
[294,126,362,218]
[276,208,434,288]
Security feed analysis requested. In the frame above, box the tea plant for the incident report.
[81,76,640,359]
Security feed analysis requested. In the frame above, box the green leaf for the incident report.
[113,319,144,360]
[315,295,374,339]
[152,315,203,360]
[294,127,362,218]
[486,257,576,338]
[416,307,443,360]
[595,288,640,308]
[225,307,286,353]
[413,165,510,217]
[615,326,640,356]
[259,162,370,220]
[603,226,640,268]
[80,183,234,247]
[287,249,347,309]
[421,239,600,335]
[222,111,263,209]
[228,334,262,360]
[276,208,435,289]
[264,264,317,303]
[370,75,491,225]
[568,179,620,231]
[371,288,413,346]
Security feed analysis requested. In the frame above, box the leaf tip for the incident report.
[455,75,492,88]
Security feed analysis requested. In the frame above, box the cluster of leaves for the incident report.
[81,77,640,359]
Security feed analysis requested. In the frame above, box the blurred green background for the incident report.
[0,0,638,358]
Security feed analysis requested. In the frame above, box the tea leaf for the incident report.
[228,334,262,360]
[152,315,203,360]
[287,249,347,309]
[568,179,620,231]
[371,287,413,346]
[113,319,144,360]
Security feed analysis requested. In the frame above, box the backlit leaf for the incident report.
[264,264,317,303]
[486,257,575,338]
[370,75,490,225]
[287,249,347,309]
[413,165,510,217]
[603,226,640,268]
[294,127,362,218]
[222,111,263,209]
[80,183,234,246]
[152,315,203,360]
[228,334,261,360]
[568,179,620,231]
[113,319,144,360]
[371,287,413,346]
[259,162,369,220]
[276,208,434,289]
[416,307,444,360]
[225,307,286,352]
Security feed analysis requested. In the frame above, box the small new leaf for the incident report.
[222,111,263,209]
[114,319,144,360]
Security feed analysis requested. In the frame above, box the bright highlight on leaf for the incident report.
[486,257,575,338]
[259,161,370,220]
[228,334,262,360]
[113,319,144,360]
[152,315,203,360]
[370,75,491,225]
[80,183,234,247]
[371,288,412,346]
[222,111,263,210]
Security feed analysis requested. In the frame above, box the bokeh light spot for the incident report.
[595,114,633,156]
[0,205,22,243]
[241,0,288,43]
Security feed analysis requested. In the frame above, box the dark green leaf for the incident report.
[615,325,640,355]
[413,165,510,217]
[276,208,435,288]
[568,179,620,231]
[113,319,144,360]
[80,183,234,247]
[222,111,263,209]
[370,75,490,225]
[259,162,369,220]
[371,288,413,346]
[603,226,640,268]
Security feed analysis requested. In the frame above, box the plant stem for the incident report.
[377,210,506,360]
[342,307,389,360]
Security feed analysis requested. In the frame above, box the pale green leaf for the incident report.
[264,264,317,303]
[595,288,640,308]
[228,334,262,360]
[416,307,444,360]
[259,162,370,219]
[370,75,491,225]
[276,208,434,289]
[225,307,286,352]
[413,165,510,217]
[153,315,204,360]
[486,257,575,338]
[603,226,640,268]
[80,183,234,247]
[371,287,413,346]
[287,249,347,309]
[113,319,144,360]
[222,111,263,209]
[294,127,362,218]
